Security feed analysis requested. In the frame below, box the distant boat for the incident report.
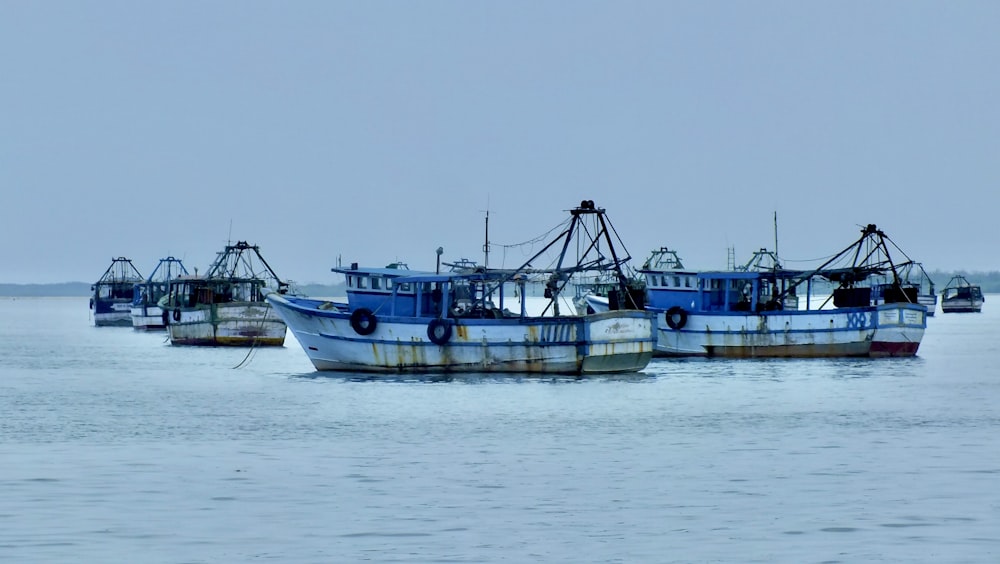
[266,200,655,374]
[130,257,189,330]
[90,257,144,327]
[940,275,984,313]
[159,241,289,346]
[638,224,926,358]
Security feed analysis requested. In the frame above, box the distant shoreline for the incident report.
[3,272,1000,296]
[0,282,347,298]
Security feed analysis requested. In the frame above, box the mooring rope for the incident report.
[232,300,272,369]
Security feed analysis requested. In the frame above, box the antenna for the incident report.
[773,211,779,268]
[228,219,233,245]
[481,197,491,269]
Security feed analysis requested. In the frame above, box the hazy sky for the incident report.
[2,1,997,284]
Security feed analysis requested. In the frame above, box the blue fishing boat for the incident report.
[130,256,189,330]
[159,241,289,346]
[940,275,984,313]
[90,257,144,327]
[639,224,926,358]
[266,200,655,374]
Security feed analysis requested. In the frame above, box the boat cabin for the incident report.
[162,275,271,308]
[942,283,983,303]
[645,270,802,313]
[336,265,526,319]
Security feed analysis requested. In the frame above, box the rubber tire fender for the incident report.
[350,308,378,335]
[665,306,688,330]
[172,308,182,322]
[427,318,453,345]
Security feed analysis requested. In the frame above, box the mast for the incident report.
[483,208,490,270]
[773,211,779,266]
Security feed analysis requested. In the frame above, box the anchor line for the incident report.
[232,302,272,369]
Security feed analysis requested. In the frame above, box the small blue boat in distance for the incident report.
[130,257,189,330]
[91,257,144,327]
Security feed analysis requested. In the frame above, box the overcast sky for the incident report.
[2,1,997,284]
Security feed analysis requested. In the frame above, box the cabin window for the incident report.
[399,282,411,292]
[347,276,354,288]
[685,277,692,288]
[357,277,368,289]
[673,275,681,287]
[372,278,381,290]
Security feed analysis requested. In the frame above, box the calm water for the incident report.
[2,297,999,563]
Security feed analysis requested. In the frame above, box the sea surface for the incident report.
[2,297,999,563]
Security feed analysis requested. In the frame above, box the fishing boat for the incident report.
[870,261,938,315]
[159,241,289,346]
[582,246,800,314]
[130,256,189,330]
[265,200,655,374]
[90,257,144,327]
[641,224,926,358]
[940,275,984,313]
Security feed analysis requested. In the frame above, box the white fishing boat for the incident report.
[266,200,655,374]
[160,241,289,346]
[940,275,984,313]
[640,224,926,357]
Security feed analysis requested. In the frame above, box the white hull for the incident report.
[653,303,925,358]
[583,294,610,314]
[94,311,132,327]
[266,294,654,374]
[93,300,133,327]
[941,298,983,313]
[131,305,167,330]
[166,302,287,346]
[919,295,937,316]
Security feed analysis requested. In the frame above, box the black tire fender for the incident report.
[172,308,182,322]
[350,308,378,335]
[665,306,688,330]
[427,318,453,345]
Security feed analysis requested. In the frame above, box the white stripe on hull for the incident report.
[131,305,166,330]
[653,303,925,358]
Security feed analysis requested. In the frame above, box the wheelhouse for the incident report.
[162,275,270,308]
[336,265,529,319]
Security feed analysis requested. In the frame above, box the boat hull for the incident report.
[93,298,133,327]
[166,302,287,346]
[131,305,167,330]
[652,303,925,358]
[266,294,654,374]
[918,295,937,316]
[941,299,983,313]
